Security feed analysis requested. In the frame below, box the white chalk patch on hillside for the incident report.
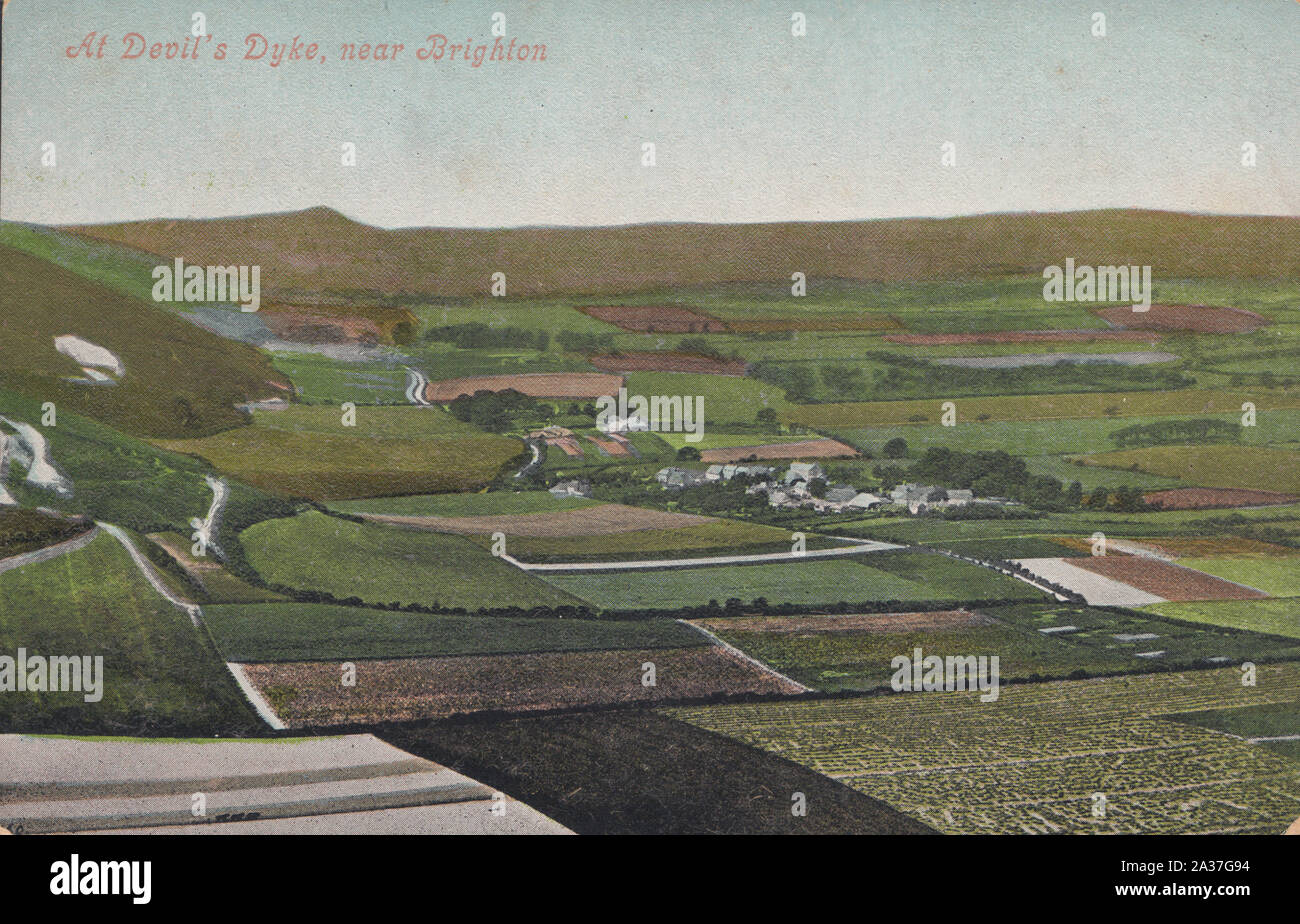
[54,335,124,377]
[0,416,73,497]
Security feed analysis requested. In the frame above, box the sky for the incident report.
[1,0,1296,228]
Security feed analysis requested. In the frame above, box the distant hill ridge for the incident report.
[53,207,1300,300]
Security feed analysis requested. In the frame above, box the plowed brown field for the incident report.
[1070,556,1268,601]
[700,438,858,463]
[695,610,990,635]
[1143,488,1298,510]
[245,646,801,726]
[1094,304,1268,332]
[424,372,623,402]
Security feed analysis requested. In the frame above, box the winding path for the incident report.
[97,522,204,626]
[405,367,431,406]
[0,525,100,575]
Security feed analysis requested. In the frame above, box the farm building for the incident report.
[707,463,775,482]
[656,467,709,489]
[783,462,826,484]
[845,492,886,510]
[824,485,859,505]
[549,479,592,499]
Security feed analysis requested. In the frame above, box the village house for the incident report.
[549,479,592,499]
[708,463,774,482]
[824,484,858,505]
[845,491,886,511]
[655,466,709,489]
[783,462,825,485]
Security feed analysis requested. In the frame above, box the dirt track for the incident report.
[424,372,623,402]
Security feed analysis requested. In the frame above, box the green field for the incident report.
[205,602,704,661]
[329,490,603,517]
[1168,701,1300,742]
[540,550,1042,611]
[623,372,793,426]
[1023,455,1184,491]
[157,408,522,500]
[1177,556,1300,597]
[1143,599,1300,640]
[830,410,1300,460]
[473,520,848,564]
[410,301,622,336]
[1079,445,1300,493]
[668,664,1300,834]
[917,537,1086,559]
[784,390,1297,430]
[268,352,409,405]
[0,533,260,735]
[240,511,585,610]
[831,503,1300,546]
[248,404,485,438]
[702,615,1113,693]
[147,531,286,605]
[716,592,1300,693]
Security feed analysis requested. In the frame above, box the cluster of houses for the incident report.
[655,461,887,512]
[654,461,1010,516]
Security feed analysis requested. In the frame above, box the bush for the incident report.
[882,437,908,459]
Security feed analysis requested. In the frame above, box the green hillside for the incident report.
[0,244,287,438]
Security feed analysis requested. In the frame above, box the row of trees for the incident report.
[446,388,545,432]
[425,322,550,351]
[752,352,1197,404]
[1109,417,1241,448]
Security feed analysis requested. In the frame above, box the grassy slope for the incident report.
[0,533,260,735]
[0,244,286,438]
[155,407,522,500]
[239,511,586,610]
[328,491,603,517]
[0,387,231,533]
[830,410,1300,458]
[1078,445,1300,493]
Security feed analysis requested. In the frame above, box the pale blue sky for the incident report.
[1,0,1296,227]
